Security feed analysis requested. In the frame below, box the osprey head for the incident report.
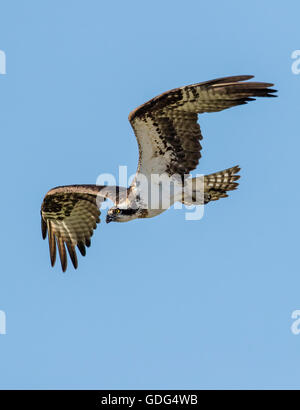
[106,206,139,223]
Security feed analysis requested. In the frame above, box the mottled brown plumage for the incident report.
[41,75,277,271]
[40,185,128,271]
[41,190,100,271]
[129,75,276,177]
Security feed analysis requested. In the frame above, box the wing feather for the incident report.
[129,75,277,177]
[47,220,56,267]
[57,237,67,272]
[77,241,86,256]
[40,185,116,271]
[65,242,78,270]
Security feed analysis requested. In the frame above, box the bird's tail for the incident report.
[181,165,241,205]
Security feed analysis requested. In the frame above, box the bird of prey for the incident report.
[41,75,276,271]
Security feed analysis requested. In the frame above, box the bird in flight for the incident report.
[41,75,276,271]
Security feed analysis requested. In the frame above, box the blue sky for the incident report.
[0,0,299,389]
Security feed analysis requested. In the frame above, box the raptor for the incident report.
[41,75,276,271]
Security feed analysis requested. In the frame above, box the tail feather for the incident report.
[204,165,240,203]
[181,165,241,205]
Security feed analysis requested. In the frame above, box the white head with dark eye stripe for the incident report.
[106,206,139,223]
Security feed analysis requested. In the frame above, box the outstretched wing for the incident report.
[41,185,127,272]
[129,75,277,178]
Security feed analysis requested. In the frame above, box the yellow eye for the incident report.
[115,209,121,214]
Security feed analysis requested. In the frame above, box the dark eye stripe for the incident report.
[120,209,136,216]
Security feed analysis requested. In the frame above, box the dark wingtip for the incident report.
[77,242,86,256]
[66,242,78,270]
[61,256,67,272]
[231,75,254,81]
[57,238,67,273]
[41,216,47,240]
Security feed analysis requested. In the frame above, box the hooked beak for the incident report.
[106,214,113,224]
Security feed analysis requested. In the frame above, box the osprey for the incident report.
[41,75,276,271]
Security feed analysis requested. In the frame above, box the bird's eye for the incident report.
[115,209,121,214]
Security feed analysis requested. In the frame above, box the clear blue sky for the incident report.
[0,0,299,389]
